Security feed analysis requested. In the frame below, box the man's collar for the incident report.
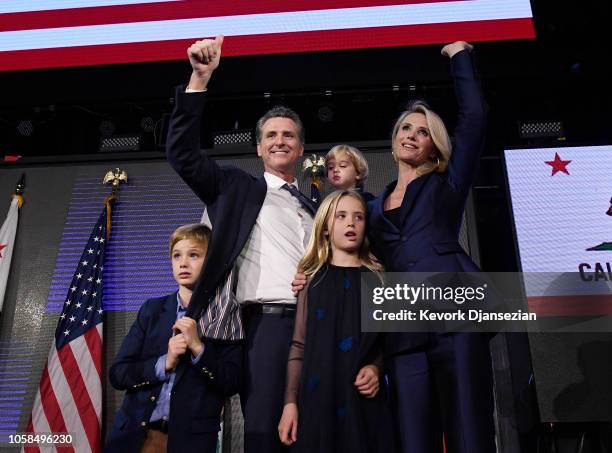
[264,172,299,189]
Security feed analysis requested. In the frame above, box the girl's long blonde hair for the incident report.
[298,190,383,278]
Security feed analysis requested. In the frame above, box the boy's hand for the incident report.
[173,317,204,357]
[292,271,307,296]
[278,403,298,446]
[166,333,187,371]
[354,364,379,398]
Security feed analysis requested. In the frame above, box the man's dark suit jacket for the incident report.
[166,90,268,318]
[105,294,241,453]
[367,49,486,355]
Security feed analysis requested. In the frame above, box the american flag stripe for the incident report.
[0,0,178,14]
[57,346,99,452]
[0,0,459,31]
[83,324,103,379]
[0,0,534,70]
[24,358,98,453]
[70,330,103,419]
[41,362,73,438]
[0,18,534,70]
[0,0,532,50]
[24,383,68,453]
[24,370,75,453]
[48,348,91,453]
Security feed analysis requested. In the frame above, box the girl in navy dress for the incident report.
[278,190,394,453]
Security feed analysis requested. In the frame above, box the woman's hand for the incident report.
[441,41,473,59]
[278,403,299,445]
[354,364,380,398]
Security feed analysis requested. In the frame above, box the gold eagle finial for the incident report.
[302,154,326,177]
[103,168,128,194]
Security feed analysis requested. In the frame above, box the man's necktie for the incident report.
[281,183,317,216]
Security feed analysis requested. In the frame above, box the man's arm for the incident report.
[166,35,229,205]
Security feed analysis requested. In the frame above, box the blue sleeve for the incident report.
[446,49,487,193]
[155,354,169,381]
[191,346,205,364]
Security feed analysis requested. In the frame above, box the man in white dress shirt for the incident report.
[166,35,316,453]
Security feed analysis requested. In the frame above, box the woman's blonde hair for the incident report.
[326,144,369,187]
[298,190,383,278]
[391,100,452,176]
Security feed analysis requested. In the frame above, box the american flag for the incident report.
[310,179,323,205]
[24,206,110,453]
[0,0,535,71]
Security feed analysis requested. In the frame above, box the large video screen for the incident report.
[504,145,612,317]
[0,0,535,70]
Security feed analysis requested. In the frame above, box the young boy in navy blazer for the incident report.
[106,224,241,453]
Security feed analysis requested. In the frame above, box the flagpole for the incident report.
[14,173,25,207]
[0,174,25,314]
[102,167,128,241]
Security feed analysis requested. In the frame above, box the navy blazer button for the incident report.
[150,396,156,401]
[140,421,147,427]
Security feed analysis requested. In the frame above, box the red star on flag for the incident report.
[545,152,572,176]
[0,243,6,258]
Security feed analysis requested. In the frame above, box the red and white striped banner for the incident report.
[24,325,103,453]
[0,0,534,70]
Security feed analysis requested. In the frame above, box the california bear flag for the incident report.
[505,145,612,320]
[0,196,19,312]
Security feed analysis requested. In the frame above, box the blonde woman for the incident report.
[278,191,394,453]
[367,41,495,453]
